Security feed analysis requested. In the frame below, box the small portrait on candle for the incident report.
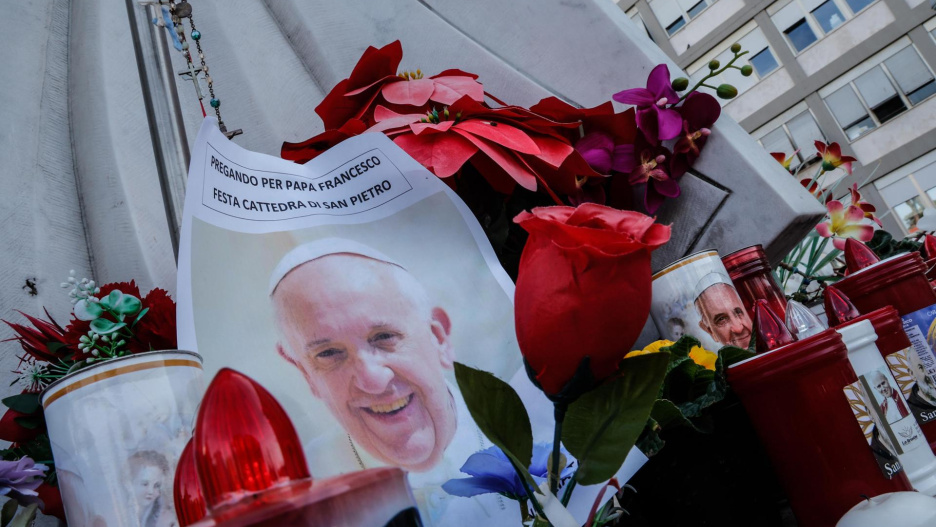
[692,273,753,349]
[869,369,910,424]
[908,350,936,408]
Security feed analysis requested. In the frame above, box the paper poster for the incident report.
[177,118,644,525]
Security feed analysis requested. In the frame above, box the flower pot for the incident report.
[41,350,205,526]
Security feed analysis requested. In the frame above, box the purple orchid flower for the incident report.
[674,92,720,166]
[614,134,680,214]
[442,443,576,500]
[574,132,615,174]
[612,64,683,145]
[0,457,47,505]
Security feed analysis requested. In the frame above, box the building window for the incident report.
[811,0,845,33]
[784,19,817,52]
[758,110,825,169]
[771,0,879,55]
[666,17,686,35]
[894,196,927,232]
[749,47,779,77]
[823,45,936,141]
[843,0,874,13]
[876,159,936,234]
[649,0,717,37]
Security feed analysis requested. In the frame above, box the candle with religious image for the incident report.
[651,250,753,352]
[835,252,936,453]
[836,320,936,495]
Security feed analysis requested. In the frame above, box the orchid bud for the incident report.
[741,65,753,77]
[655,155,666,164]
[716,84,738,99]
[672,77,689,91]
[731,43,742,53]
[709,60,720,70]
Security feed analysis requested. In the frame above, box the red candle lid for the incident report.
[824,286,860,327]
[722,245,771,281]
[754,299,794,353]
[835,252,927,299]
[833,306,905,344]
[728,329,845,393]
[174,439,207,526]
[194,368,311,512]
[844,238,881,274]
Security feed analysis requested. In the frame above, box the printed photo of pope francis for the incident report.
[187,193,522,525]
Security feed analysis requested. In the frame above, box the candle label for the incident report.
[845,366,926,479]
[900,306,936,423]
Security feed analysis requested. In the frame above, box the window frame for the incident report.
[823,44,936,142]
[650,0,718,37]
[771,0,880,56]
[756,109,826,170]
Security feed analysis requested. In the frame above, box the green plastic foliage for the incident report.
[562,353,669,485]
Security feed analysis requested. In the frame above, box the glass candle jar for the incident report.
[728,330,912,526]
[722,245,787,322]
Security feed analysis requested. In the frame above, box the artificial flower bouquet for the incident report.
[0,272,177,521]
[282,41,752,278]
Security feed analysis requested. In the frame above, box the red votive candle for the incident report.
[722,245,787,321]
[835,253,936,452]
[728,330,911,526]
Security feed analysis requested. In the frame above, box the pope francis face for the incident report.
[273,254,457,472]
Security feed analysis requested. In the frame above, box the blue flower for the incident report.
[442,443,575,500]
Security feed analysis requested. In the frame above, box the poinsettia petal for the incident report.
[532,134,575,169]
[410,120,456,135]
[381,78,435,106]
[612,87,656,107]
[454,121,540,155]
[393,133,477,178]
[347,41,403,90]
[453,130,538,191]
[430,76,485,105]
[345,75,401,97]
[367,106,424,133]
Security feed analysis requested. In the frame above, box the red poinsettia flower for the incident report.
[529,98,638,146]
[815,141,857,174]
[313,41,484,130]
[129,288,177,354]
[849,183,882,227]
[771,151,799,172]
[280,119,367,164]
[0,407,42,443]
[373,96,599,200]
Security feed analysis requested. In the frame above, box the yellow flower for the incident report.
[689,346,717,371]
[624,340,716,371]
[625,340,674,359]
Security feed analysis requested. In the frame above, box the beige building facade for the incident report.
[620,0,936,235]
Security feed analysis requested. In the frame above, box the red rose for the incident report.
[129,288,177,353]
[0,408,41,443]
[513,204,670,395]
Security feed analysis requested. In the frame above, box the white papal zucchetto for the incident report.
[268,238,404,296]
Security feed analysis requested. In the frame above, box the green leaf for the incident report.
[13,416,42,430]
[1,393,40,415]
[131,307,150,328]
[113,294,142,316]
[717,345,756,368]
[2,499,18,527]
[7,503,37,527]
[90,319,126,335]
[562,353,669,485]
[453,363,538,491]
[650,399,698,431]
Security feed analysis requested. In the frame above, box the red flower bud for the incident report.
[513,204,670,395]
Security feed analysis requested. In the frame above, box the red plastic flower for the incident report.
[513,204,671,395]
[0,408,41,444]
[816,200,874,250]
[313,41,483,130]
[815,141,856,174]
[612,64,682,144]
[771,151,799,172]
[374,97,598,200]
[3,310,73,364]
[281,119,366,164]
[849,183,882,227]
[129,288,177,354]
